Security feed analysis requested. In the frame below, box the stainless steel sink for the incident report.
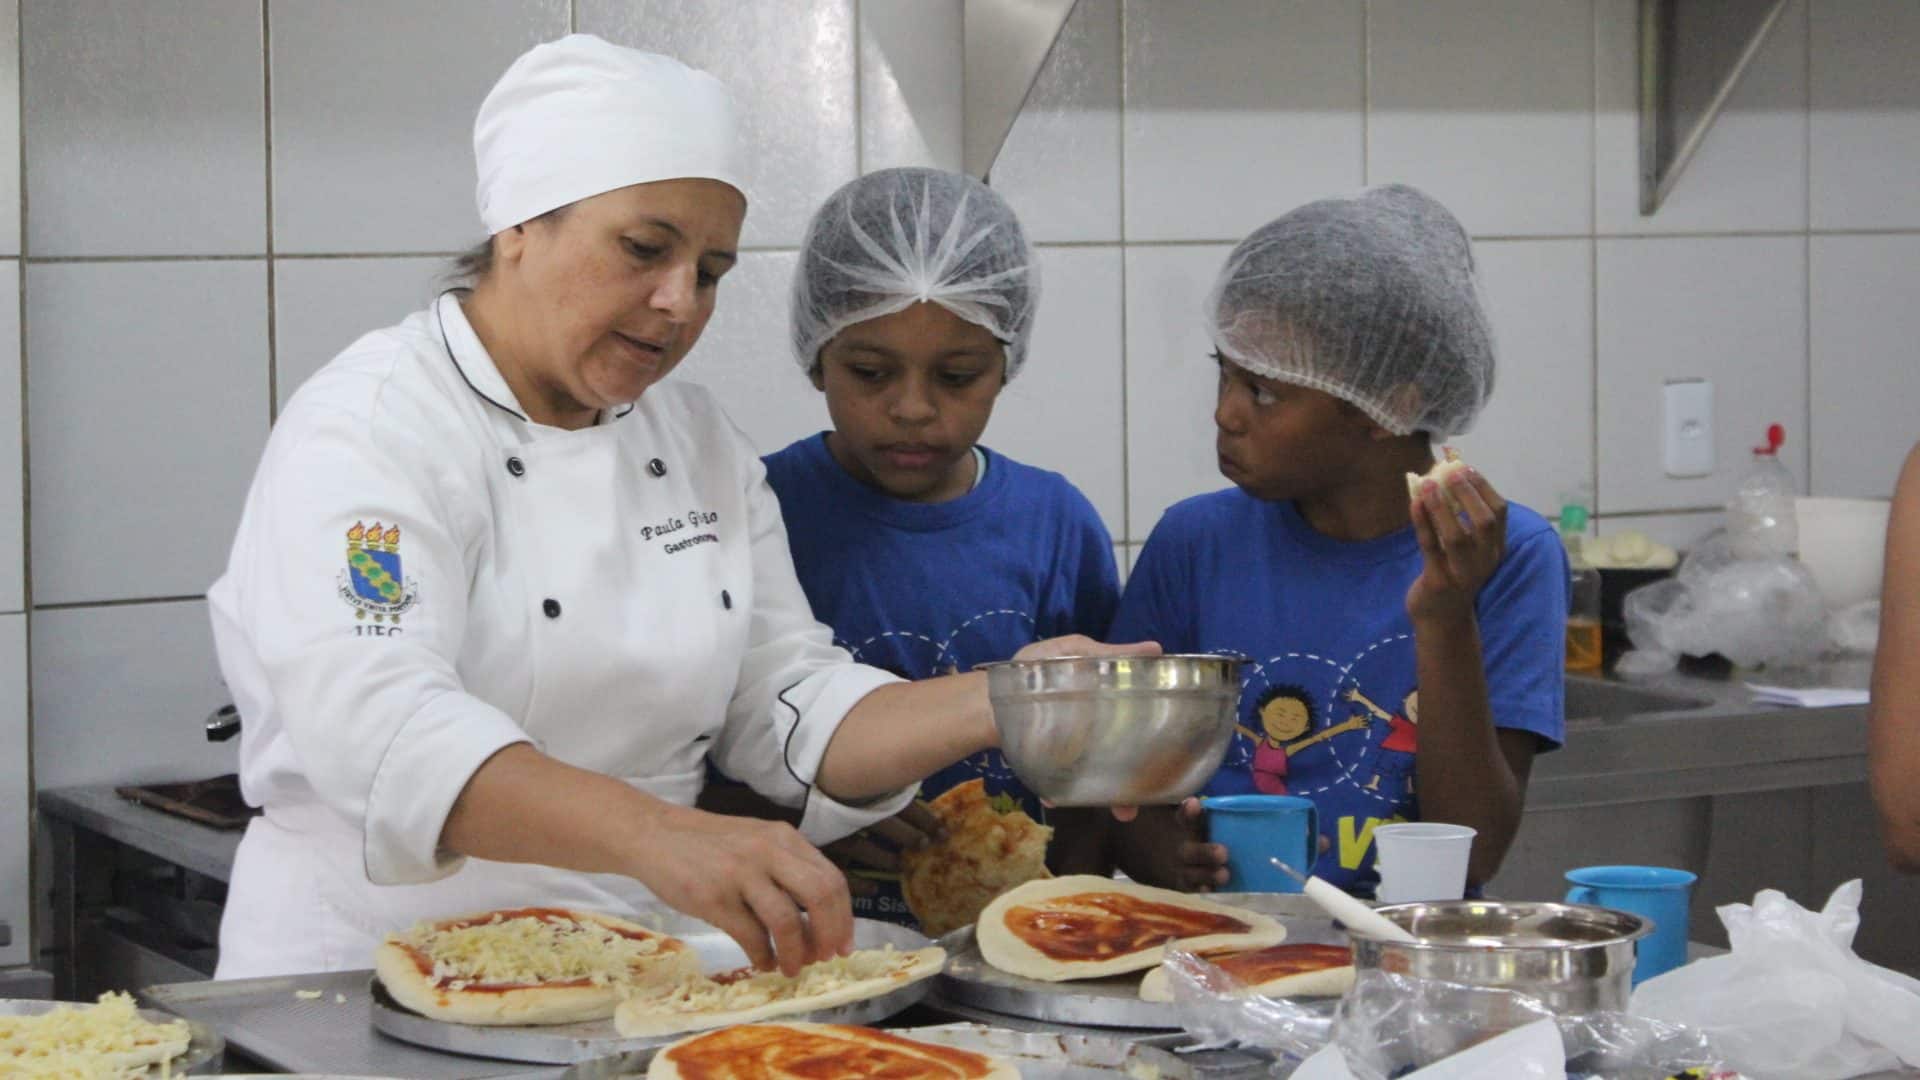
[1564,676,1713,720]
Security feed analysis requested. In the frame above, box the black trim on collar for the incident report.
[435,289,530,423]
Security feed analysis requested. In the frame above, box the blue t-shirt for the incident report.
[1111,489,1567,896]
[763,433,1120,924]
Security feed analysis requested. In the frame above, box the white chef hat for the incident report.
[473,34,746,236]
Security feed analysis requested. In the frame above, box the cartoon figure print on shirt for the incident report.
[1217,632,1422,878]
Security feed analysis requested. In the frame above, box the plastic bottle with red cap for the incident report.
[1728,422,1799,559]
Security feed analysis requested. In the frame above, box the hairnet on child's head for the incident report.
[1204,184,1495,437]
[792,167,1039,378]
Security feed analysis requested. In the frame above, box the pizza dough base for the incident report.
[614,946,946,1037]
[647,1022,1021,1080]
[374,909,697,1026]
[976,875,1287,982]
[1137,958,1355,1002]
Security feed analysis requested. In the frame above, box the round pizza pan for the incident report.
[367,918,936,1065]
[931,892,1356,1030]
[1,997,225,1075]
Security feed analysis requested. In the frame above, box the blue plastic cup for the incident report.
[1564,865,1697,984]
[1203,795,1320,893]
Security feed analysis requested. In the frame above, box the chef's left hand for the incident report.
[1407,466,1508,623]
[1013,636,1162,821]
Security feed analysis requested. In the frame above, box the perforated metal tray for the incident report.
[931,892,1354,1029]
[369,918,937,1065]
[1,997,224,1075]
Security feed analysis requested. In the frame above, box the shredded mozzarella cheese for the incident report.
[0,991,191,1079]
[396,912,666,987]
[625,946,914,1014]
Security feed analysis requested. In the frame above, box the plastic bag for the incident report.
[1631,880,1920,1080]
[1160,948,1334,1065]
[1828,600,1881,655]
[1619,553,1828,669]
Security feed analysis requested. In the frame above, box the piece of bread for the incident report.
[901,779,1053,938]
[613,945,945,1038]
[647,1022,1020,1080]
[1406,446,1469,506]
[1137,942,1355,1002]
[375,907,697,1026]
[976,875,1286,982]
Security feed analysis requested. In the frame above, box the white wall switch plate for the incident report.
[1663,378,1714,478]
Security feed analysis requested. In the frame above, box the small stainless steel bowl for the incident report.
[979,653,1242,806]
[1347,900,1652,1066]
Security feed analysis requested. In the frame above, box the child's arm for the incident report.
[1871,442,1920,872]
[1406,466,1533,887]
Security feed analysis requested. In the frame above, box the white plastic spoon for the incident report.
[1269,856,1417,943]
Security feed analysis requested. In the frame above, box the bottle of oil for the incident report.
[1560,502,1603,674]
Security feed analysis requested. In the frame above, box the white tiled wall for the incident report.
[0,615,25,968]
[3,2,1917,822]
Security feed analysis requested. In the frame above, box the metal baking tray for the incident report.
[1,997,225,1075]
[370,917,937,1065]
[931,892,1355,1029]
[557,1022,1243,1080]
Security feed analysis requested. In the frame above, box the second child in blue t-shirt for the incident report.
[1107,186,1568,898]
[714,168,1120,929]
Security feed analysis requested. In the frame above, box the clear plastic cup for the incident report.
[1373,822,1476,902]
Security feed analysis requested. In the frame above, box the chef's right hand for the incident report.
[634,803,852,977]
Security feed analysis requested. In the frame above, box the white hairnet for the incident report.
[791,167,1039,378]
[1205,184,1495,437]
[474,34,745,235]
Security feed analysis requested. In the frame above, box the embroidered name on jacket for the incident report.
[339,520,420,624]
[646,509,721,555]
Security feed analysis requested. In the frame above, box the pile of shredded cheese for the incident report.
[397,912,666,989]
[0,991,191,1078]
[624,946,912,1014]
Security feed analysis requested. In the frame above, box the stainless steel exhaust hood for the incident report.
[963,0,1081,181]
[1639,0,1792,214]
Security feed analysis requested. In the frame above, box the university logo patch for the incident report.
[338,520,419,622]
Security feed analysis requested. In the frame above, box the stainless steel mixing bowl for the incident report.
[980,654,1242,806]
[1347,900,1652,1066]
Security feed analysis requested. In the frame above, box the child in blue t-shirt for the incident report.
[1108,185,1567,898]
[709,167,1120,928]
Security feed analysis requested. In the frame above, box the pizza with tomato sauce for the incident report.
[975,875,1287,982]
[645,1022,1019,1080]
[374,907,698,1026]
[1138,942,1355,1002]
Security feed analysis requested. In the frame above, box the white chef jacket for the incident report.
[207,293,911,977]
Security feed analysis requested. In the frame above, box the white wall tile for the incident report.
[859,0,962,173]
[1113,542,1133,586]
[1595,0,1808,234]
[1368,0,1593,238]
[0,0,19,257]
[1809,235,1920,498]
[671,251,828,455]
[0,614,25,967]
[990,0,1122,244]
[30,601,238,790]
[1810,0,1920,230]
[1451,240,1594,518]
[269,0,566,255]
[579,0,857,249]
[1596,237,1807,513]
[987,247,1125,539]
[0,262,19,613]
[274,257,452,410]
[1124,244,1234,538]
[23,0,265,256]
[27,262,269,604]
[1595,510,1722,554]
[1124,0,1364,243]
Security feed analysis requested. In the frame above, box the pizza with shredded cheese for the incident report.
[374,906,698,1026]
[645,1022,1018,1080]
[613,944,945,1037]
[900,779,1053,938]
[0,991,193,1079]
[976,875,1287,982]
[1138,942,1355,1002]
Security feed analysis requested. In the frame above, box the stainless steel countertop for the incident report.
[39,785,244,882]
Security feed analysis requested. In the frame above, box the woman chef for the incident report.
[208,34,1147,979]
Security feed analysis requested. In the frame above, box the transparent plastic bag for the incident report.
[1160,949,1335,1065]
[1828,599,1881,655]
[1631,880,1920,1080]
[1620,552,1828,669]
